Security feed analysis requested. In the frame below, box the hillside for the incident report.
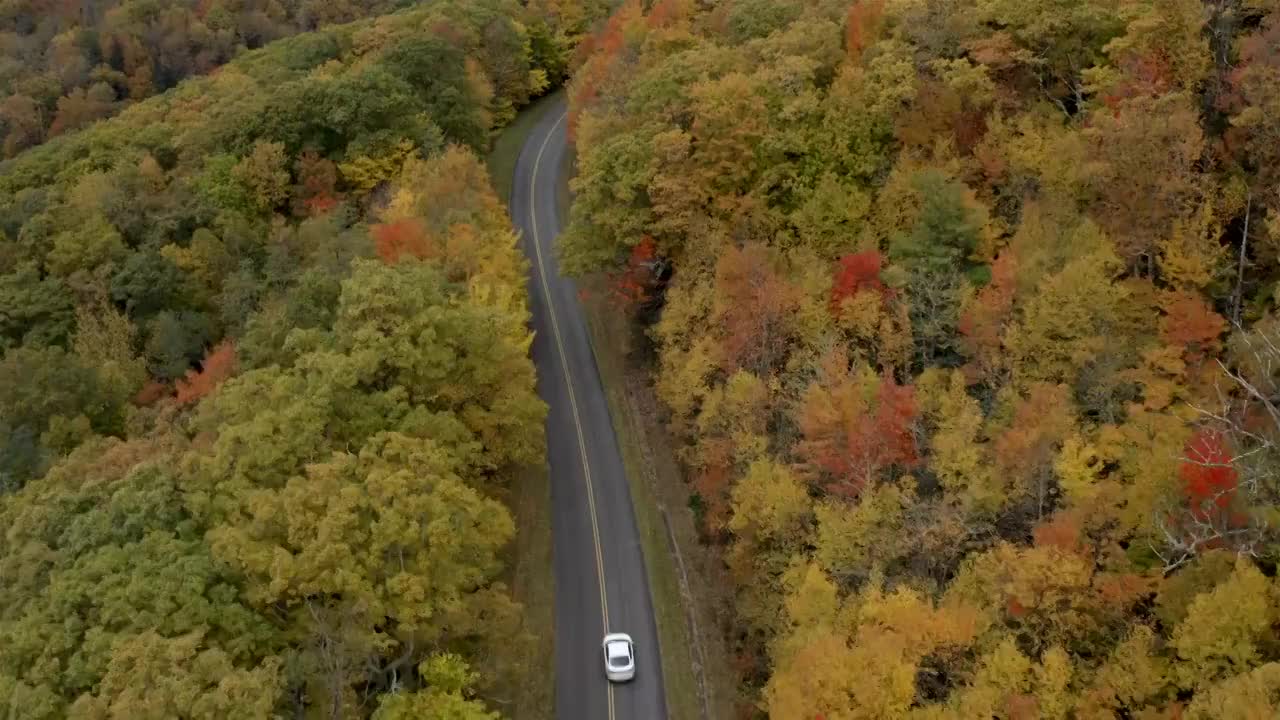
[566,0,1280,717]
[0,0,595,157]
[0,1,601,716]
[0,0,393,156]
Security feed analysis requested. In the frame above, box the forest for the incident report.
[0,0,424,157]
[566,0,1280,717]
[0,0,603,715]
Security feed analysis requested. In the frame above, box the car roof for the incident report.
[606,641,631,659]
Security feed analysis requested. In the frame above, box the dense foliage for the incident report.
[0,0,594,157]
[0,0,601,715]
[566,0,1280,716]
[0,0,394,157]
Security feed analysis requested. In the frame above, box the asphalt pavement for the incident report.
[509,100,670,720]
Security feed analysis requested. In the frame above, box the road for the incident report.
[509,101,669,720]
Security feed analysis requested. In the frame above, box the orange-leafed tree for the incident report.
[133,380,170,407]
[958,250,1018,384]
[1159,290,1226,365]
[647,0,688,31]
[1084,94,1205,273]
[174,342,237,405]
[713,244,802,377]
[372,219,433,265]
[568,0,642,140]
[845,0,886,61]
[991,382,1077,520]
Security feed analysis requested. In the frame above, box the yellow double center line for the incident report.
[528,110,616,720]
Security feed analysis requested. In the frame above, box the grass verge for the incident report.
[487,90,565,205]
[498,463,555,720]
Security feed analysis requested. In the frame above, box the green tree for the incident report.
[888,170,986,277]
[206,433,516,713]
[0,346,126,488]
[0,263,75,350]
[144,310,213,381]
[329,260,544,470]
[0,440,279,716]
[44,213,126,278]
[371,654,498,720]
[109,250,185,319]
[376,38,488,151]
[1004,247,1130,387]
[71,300,147,415]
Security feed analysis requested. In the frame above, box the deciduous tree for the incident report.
[795,351,917,497]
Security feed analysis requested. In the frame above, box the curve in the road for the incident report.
[510,101,669,720]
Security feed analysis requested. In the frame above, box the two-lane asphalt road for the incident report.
[509,101,669,720]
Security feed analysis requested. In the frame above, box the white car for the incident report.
[602,632,636,682]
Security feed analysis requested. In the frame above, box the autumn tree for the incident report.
[0,7,573,715]
[830,250,890,311]
[66,631,282,720]
[712,244,801,377]
[1084,93,1206,273]
[561,0,1280,713]
[174,341,238,404]
[1170,559,1279,689]
[371,655,498,720]
[846,0,886,60]
[372,218,433,265]
[233,141,292,213]
[795,351,917,497]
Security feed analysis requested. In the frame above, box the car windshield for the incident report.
[610,655,629,667]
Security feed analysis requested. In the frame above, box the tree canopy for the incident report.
[0,0,603,714]
[567,0,1280,715]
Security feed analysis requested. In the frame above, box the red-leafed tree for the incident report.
[609,236,658,308]
[1101,51,1174,110]
[829,250,890,312]
[1180,429,1239,521]
[372,219,433,265]
[174,341,237,405]
[692,439,734,534]
[1156,427,1257,572]
[1156,318,1280,571]
[795,351,917,497]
